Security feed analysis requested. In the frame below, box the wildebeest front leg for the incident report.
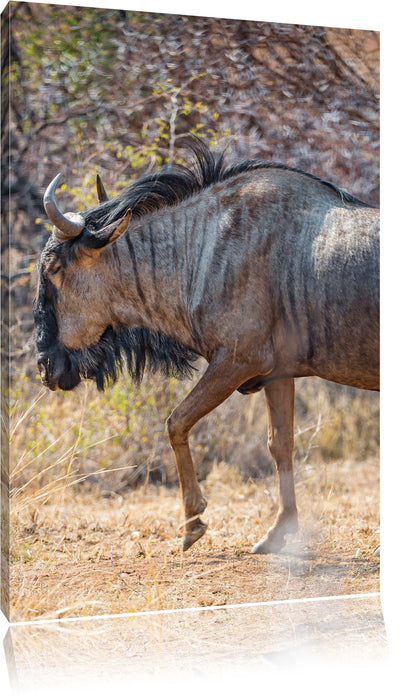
[167,351,255,551]
[253,378,298,553]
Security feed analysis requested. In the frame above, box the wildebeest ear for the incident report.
[85,210,132,250]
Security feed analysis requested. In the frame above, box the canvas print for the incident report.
[1,2,380,627]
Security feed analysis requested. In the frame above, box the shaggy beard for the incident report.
[68,326,199,391]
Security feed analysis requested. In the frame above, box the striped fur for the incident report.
[35,139,379,393]
[34,140,379,554]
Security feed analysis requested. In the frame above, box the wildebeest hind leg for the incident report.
[253,378,298,554]
[167,350,257,551]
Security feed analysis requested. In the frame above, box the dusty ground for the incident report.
[9,457,380,622]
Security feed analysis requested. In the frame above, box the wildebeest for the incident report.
[34,139,379,554]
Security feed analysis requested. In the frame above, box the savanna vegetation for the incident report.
[1,3,379,620]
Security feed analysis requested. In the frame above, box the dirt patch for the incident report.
[9,458,379,621]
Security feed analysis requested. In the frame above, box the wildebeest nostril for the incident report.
[37,357,50,383]
[36,349,81,391]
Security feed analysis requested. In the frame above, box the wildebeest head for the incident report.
[34,174,132,391]
[34,172,198,392]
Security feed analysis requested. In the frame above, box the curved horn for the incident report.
[96,174,109,203]
[43,173,85,241]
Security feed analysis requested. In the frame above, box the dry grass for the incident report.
[6,370,379,621]
[9,456,379,621]
[9,367,379,490]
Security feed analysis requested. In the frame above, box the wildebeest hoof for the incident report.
[182,518,208,551]
[252,530,286,554]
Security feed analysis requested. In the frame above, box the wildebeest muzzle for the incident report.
[37,342,81,391]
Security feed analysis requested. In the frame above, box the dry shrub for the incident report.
[294,377,379,464]
[9,365,379,506]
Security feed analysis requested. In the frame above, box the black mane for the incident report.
[68,325,199,392]
[83,139,372,230]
